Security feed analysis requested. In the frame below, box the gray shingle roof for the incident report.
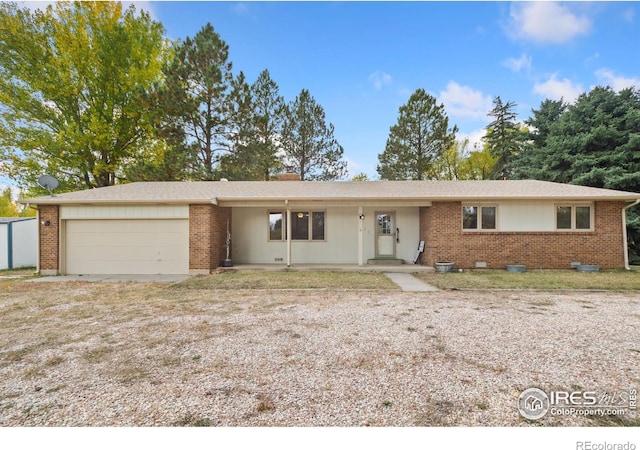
[19,180,640,205]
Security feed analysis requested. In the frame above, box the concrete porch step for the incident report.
[367,258,404,265]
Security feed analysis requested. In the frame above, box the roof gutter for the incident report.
[623,199,640,270]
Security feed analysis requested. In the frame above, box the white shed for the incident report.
[0,217,37,270]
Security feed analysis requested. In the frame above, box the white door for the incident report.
[375,212,396,257]
[65,219,189,274]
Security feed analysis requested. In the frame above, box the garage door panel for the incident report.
[68,232,187,248]
[69,245,186,261]
[65,219,189,274]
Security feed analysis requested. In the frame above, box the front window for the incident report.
[292,211,310,240]
[556,205,592,230]
[268,211,325,241]
[463,205,496,230]
[269,212,283,240]
[575,206,591,229]
[556,206,572,229]
[462,206,478,229]
[311,212,325,240]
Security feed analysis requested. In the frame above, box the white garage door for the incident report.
[65,219,189,275]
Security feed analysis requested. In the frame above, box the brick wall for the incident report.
[189,204,231,273]
[420,201,626,269]
[38,205,59,274]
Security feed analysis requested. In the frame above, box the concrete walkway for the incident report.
[384,272,439,292]
[27,274,190,283]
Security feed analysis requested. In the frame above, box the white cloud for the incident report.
[503,53,532,73]
[457,129,486,152]
[533,74,583,102]
[344,157,361,179]
[439,81,493,120]
[623,8,635,23]
[584,52,600,65]
[368,71,392,91]
[594,68,640,91]
[231,2,250,16]
[506,2,591,44]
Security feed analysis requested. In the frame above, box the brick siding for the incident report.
[189,204,231,272]
[420,201,626,269]
[38,205,59,273]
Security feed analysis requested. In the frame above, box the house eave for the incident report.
[18,198,217,206]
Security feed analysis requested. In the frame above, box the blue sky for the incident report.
[142,1,640,179]
[18,1,640,181]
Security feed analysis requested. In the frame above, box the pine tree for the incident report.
[280,89,347,181]
[377,89,457,180]
[218,70,286,180]
[158,23,234,180]
[482,97,526,179]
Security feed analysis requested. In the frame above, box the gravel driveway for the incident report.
[0,284,638,426]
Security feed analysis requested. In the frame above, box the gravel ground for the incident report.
[0,284,638,426]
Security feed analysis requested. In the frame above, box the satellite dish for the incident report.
[37,175,59,196]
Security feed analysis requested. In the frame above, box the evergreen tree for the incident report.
[157,23,234,180]
[525,99,567,148]
[482,97,526,179]
[510,86,640,261]
[510,99,567,180]
[280,89,347,181]
[218,70,286,180]
[377,89,457,180]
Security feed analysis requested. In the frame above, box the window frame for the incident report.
[268,211,285,241]
[554,203,594,231]
[267,210,326,242]
[461,204,498,231]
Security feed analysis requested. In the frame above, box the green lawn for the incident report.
[418,267,640,290]
[173,270,399,290]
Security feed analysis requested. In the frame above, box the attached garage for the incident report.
[60,205,190,275]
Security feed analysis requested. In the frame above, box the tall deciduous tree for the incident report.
[429,138,497,180]
[463,145,498,180]
[0,187,19,217]
[377,88,457,180]
[218,69,286,180]
[482,96,526,179]
[158,23,234,180]
[280,89,347,181]
[0,1,166,192]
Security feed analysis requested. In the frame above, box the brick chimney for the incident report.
[277,173,301,181]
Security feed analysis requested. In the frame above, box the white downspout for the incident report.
[35,207,40,275]
[623,199,640,270]
[358,206,364,266]
[286,200,291,268]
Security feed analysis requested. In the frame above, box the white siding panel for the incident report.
[232,206,420,264]
[60,205,189,220]
[498,201,556,231]
[361,207,420,263]
[11,219,37,268]
[0,224,7,270]
[65,219,189,274]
